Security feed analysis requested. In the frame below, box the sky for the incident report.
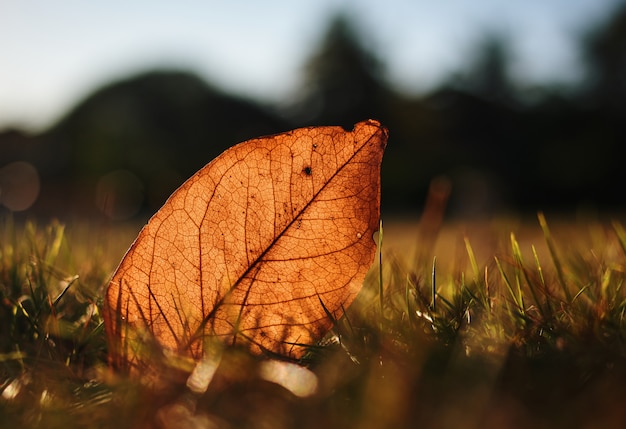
[0,0,622,132]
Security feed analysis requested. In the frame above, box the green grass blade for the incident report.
[464,237,480,281]
[495,256,524,315]
[538,212,571,302]
[431,256,437,312]
[509,233,526,313]
[532,244,553,315]
[45,221,66,267]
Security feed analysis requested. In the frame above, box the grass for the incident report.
[2,212,626,428]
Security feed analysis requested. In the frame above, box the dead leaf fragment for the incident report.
[104,119,388,372]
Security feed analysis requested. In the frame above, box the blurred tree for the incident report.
[582,1,626,108]
[424,33,521,215]
[293,13,392,128]
[453,32,518,104]
[289,12,440,211]
[571,1,626,207]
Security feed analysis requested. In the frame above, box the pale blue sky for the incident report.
[0,0,621,131]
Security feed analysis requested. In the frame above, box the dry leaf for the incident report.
[104,119,388,372]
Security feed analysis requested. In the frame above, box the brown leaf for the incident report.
[104,119,388,372]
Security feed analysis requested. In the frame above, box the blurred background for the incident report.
[1,0,625,221]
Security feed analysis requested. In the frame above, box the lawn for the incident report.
[2,212,626,428]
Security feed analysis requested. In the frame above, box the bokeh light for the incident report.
[0,161,40,211]
[95,169,144,220]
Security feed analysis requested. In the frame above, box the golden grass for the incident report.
[2,212,626,428]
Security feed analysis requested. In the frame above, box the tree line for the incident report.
[2,4,626,220]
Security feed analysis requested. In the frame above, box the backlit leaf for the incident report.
[104,119,388,373]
